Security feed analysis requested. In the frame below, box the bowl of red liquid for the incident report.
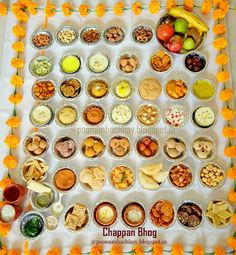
[3,184,26,204]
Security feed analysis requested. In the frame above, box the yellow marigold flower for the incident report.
[213,8,226,19]
[90,245,102,255]
[149,0,160,14]
[193,244,204,255]
[0,3,7,16]
[62,2,73,17]
[45,3,56,17]
[69,247,81,255]
[10,74,24,87]
[79,4,89,17]
[12,41,25,52]
[0,177,14,189]
[6,116,21,128]
[184,0,194,12]
[12,24,26,37]
[114,2,124,16]
[221,108,235,120]
[171,244,184,255]
[28,1,38,15]
[224,146,236,158]
[216,71,230,82]
[110,245,122,255]
[8,250,20,255]
[213,37,227,50]
[132,2,142,15]
[231,214,236,224]
[3,155,18,169]
[0,247,7,255]
[166,0,176,10]
[152,243,163,255]
[9,93,23,104]
[227,167,236,179]
[228,189,236,202]
[96,4,106,17]
[219,89,233,101]
[216,53,228,65]
[0,222,11,237]
[201,0,212,14]
[11,57,24,68]
[213,24,226,35]
[132,244,144,255]
[4,134,20,148]
[46,248,61,255]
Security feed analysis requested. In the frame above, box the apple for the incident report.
[174,18,188,34]
[167,35,183,53]
[157,23,175,42]
[183,37,195,51]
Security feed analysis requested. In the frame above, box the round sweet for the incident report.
[139,77,162,100]
[60,55,81,74]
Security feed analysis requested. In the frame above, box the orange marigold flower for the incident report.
[114,2,124,16]
[166,0,176,10]
[232,214,236,224]
[9,93,23,104]
[28,1,38,15]
[3,155,18,169]
[4,134,20,148]
[171,244,184,255]
[12,24,26,38]
[213,24,226,35]
[62,2,73,17]
[0,2,7,16]
[0,177,14,189]
[8,249,20,255]
[28,250,39,255]
[132,2,142,15]
[152,243,163,255]
[219,0,229,14]
[0,247,7,255]
[12,41,25,52]
[193,244,204,255]
[90,245,102,255]
[227,167,236,179]
[11,58,24,68]
[222,127,236,138]
[79,4,89,17]
[201,0,212,14]
[45,3,56,17]
[216,53,228,65]
[224,146,236,157]
[69,247,81,255]
[219,89,233,101]
[149,0,160,14]
[10,74,24,87]
[96,4,106,17]
[184,0,194,11]
[216,71,230,82]
[6,116,21,128]
[0,222,11,237]
[221,108,235,120]
[110,244,122,255]
[229,189,236,202]
[46,248,61,255]
[213,8,226,19]
[227,237,236,249]
[214,246,225,255]
[212,0,221,6]
[132,244,144,255]
[213,37,227,50]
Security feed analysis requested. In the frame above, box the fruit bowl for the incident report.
[156,8,208,54]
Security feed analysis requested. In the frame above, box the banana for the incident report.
[140,163,162,177]
[139,171,160,190]
[169,7,208,32]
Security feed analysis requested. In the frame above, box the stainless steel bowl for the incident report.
[109,103,133,125]
[86,77,110,100]
[183,51,208,74]
[131,24,154,45]
[55,103,79,127]
[29,56,54,78]
[79,25,101,46]
[56,25,79,46]
[58,77,82,100]
[59,53,82,75]
[31,79,56,102]
[82,103,106,126]
[164,78,189,101]
[30,29,53,50]
[111,76,134,100]
[116,52,140,75]
[86,52,110,74]
[103,25,125,45]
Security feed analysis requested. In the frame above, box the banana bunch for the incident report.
[169,7,208,32]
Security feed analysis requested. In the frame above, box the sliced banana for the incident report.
[139,171,160,190]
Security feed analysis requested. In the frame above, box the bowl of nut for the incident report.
[31,29,53,50]
[117,52,140,75]
[80,25,101,45]
[103,25,125,45]
[132,24,154,45]
[149,50,173,74]
[56,25,78,46]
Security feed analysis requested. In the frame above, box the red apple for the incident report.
[157,24,175,42]
[167,35,183,53]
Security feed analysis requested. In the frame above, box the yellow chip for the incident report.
[213,215,221,226]
[218,210,233,220]
[207,201,213,211]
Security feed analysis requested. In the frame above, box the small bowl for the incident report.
[191,79,216,102]
[29,56,54,78]
[86,52,110,74]
[20,157,48,183]
[149,50,173,74]
[103,25,125,45]
[86,78,109,100]
[56,25,79,46]
[59,54,82,74]
[32,79,56,102]
[30,182,59,213]
[23,132,49,157]
[109,103,133,125]
[199,162,226,190]
[116,52,140,75]
[82,103,106,126]
[92,200,118,228]
[17,211,45,240]
[30,29,53,50]
[29,103,54,128]
[52,135,78,161]
[183,51,208,74]
[131,24,154,45]
[120,201,147,229]
[45,215,59,231]
[58,77,82,100]
[164,78,189,101]
[109,165,135,191]
[51,167,78,194]
[111,77,134,100]
[177,200,204,230]
[55,103,79,127]
[63,203,90,232]
[80,25,101,45]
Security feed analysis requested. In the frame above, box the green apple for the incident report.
[183,37,195,51]
[174,18,189,34]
